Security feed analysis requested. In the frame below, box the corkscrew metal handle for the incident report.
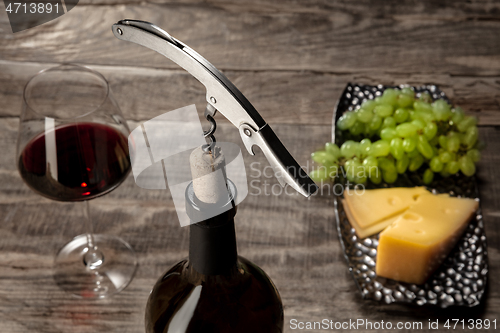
[112,19,318,197]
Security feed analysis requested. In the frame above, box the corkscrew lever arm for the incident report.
[112,19,318,197]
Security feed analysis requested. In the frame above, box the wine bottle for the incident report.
[144,178,284,333]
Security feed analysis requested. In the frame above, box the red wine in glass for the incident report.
[19,122,131,201]
[17,64,137,298]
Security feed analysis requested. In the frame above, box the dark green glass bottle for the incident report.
[145,182,284,333]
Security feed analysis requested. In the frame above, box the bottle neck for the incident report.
[189,207,238,275]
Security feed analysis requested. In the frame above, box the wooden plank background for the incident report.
[0,0,499,332]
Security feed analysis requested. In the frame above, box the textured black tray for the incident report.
[333,83,488,307]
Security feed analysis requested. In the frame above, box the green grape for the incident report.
[365,126,378,138]
[408,110,415,120]
[459,155,476,176]
[439,151,452,163]
[390,137,404,160]
[403,136,418,152]
[325,142,340,159]
[429,136,439,147]
[359,138,371,157]
[467,149,481,163]
[411,111,435,123]
[310,168,329,183]
[396,123,418,137]
[380,127,397,141]
[356,175,368,184]
[337,112,356,130]
[397,94,414,108]
[361,100,377,112]
[340,140,359,158]
[446,134,460,153]
[409,153,424,171]
[414,100,433,113]
[356,163,368,183]
[377,157,393,171]
[378,158,397,181]
[401,87,414,96]
[369,114,383,131]
[382,117,396,128]
[463,126,478,148]
[380,88,399,106]
[393,108,409,123]
[438,135,448,148]
[446,160,460,174]
[363,156,378,173]
[429,156,444,172]
[369,140,391,157]
[417,135,434,159]
[423,168,434,184]
[347,158,363,182]
[369,167,382,184]
[418,92,432,103]
[311,151,336,165]
[447,130,459,139]
[457,116,478,133]
[407,148,420,158]
[432,99,452,121]
[374,96,383,105]
[349,121,365,135]
[326,164,339,179]
[451,106,465,124]
[356,107,374,123]
[424,112,436,122]
[396,154,410,174]
[432,145,439,157]
[423,122,438,140]
[458,132,465,145]
[375,105,394,117]
[343,160,356,182]
[411,119,425,131]
[440,170,451,178]
[382,169,398,183]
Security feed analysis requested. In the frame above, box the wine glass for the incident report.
[16,64,138,298]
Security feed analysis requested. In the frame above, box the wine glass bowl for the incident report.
[16,64,137,298]
[18,121,131,201]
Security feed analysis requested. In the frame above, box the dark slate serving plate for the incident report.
[332,83,487,307]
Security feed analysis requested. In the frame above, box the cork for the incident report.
[189,146,228,204]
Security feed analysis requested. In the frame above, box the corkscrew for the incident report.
[202,104,217,153]
[112,20,318,197]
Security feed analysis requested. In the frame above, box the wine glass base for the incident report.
[54,234,138,299]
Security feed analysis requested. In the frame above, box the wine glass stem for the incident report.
[84,200,104,269]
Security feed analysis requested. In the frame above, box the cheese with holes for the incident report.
[343,187,430,238]
[343,202,401,239]
[375,193,478,284]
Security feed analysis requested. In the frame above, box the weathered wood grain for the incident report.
[1,0,500,331]
[0,116,499,332]
[74,0,500,17]
[1,61,499,125]
[1,3,500,75]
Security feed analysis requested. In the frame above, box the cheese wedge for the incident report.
[343,200,401,239]
[376,194,478,284]
[343,187,430,237]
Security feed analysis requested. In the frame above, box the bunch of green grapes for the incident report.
[310,87,483,185]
